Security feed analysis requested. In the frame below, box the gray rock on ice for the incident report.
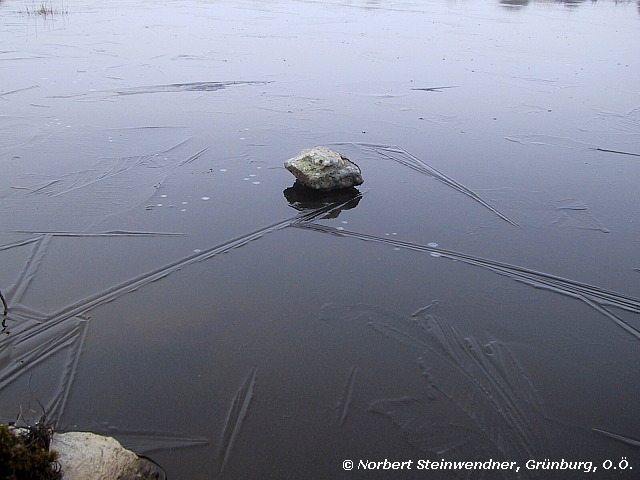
[284,146,363,190]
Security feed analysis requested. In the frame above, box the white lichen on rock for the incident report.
[284,146,363,190]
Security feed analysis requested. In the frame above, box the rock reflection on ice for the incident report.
[283,181,362,220]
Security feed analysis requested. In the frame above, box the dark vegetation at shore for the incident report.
[0,418,61,480]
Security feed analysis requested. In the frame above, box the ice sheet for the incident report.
[298,223,640,339]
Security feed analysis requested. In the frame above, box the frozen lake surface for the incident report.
[1,0,639,478]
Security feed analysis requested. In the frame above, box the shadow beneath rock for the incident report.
[283,182,361,219]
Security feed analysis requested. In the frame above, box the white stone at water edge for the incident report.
[51,431,164,479]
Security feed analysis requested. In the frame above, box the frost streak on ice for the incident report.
[322,302,547,470]
[218,367,257,474]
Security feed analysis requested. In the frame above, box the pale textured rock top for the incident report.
[284,146,363,190]
[51,431,164,479]
[293,146,346,167]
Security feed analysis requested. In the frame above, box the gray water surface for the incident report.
[1,0,639,478]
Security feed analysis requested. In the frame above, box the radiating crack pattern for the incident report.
[322,302,547,476]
